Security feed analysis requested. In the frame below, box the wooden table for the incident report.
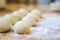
[0,3,50,40]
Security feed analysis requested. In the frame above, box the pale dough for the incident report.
[12,8,28,20]
[12,9,42,34]
[18,8,28,20]
[0,18,12,32]
[27,13,40,21]
[12,11,21,20]
[12,21,31,34]
[3,14,18,25]
[22,15,36,26]
[31,9,42,17]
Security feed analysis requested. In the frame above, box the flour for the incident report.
[26,13,60,40]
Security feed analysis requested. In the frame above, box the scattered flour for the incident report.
[26,13,60,40]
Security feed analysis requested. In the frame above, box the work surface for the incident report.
[0,4,60,40]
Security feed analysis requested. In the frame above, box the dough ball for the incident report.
[22,15,36,26]
[31,9,42,18]
[0,18,12,32]
[12,11,21,20]
[22,12,41,26]
[12,21,31,34]
[18,8,28,19]
[3,14,18,25]
[27,13,40,21]
[50,3,60,11]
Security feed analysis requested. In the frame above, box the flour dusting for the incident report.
[26,13,60,40]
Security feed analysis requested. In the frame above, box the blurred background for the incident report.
[6,0,60,4]
[0,0,60,16]
[6,0,54,4]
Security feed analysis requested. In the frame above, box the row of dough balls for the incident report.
[50,2,60,12]
[12,9,42,34]
[0,8,29,33]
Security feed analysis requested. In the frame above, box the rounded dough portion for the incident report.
[31,9,42,17]
[27,13,40,21]
[22,15,36,26]
[3,14,18,25]
[18,8,28,20]
[12,11,21,20]
[12,9,42,34]
[0,18,12,32]
[12,21,31,34]
[22,9,42,26]
[12,9,28,20]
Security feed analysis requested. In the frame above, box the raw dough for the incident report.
[3,14,18,25]
[12,9,42,34]
[18,8,28,20]
[22,15,36,26]
[27,13,40,21]
[0,18,12,32]
[12,11,21,20]
[31,9,42,17]
[12,21,31,34]
[12,8,28,20]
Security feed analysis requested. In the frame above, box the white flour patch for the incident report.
[26,13,60,40]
